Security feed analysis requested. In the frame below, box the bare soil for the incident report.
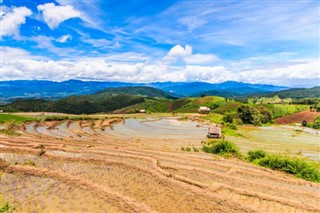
[0,117,319,213]
[275,110,320,124]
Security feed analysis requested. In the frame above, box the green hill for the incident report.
[5,86,177,114]
[265,86,320,99]
[96,86,176,99]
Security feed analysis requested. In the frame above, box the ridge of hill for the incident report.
[1,80,288,102]
[264,86,320,99]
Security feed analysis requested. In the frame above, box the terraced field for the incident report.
[1,117,320,212]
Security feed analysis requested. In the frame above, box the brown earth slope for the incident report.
[0,118,319,213]
[275,110,320,124]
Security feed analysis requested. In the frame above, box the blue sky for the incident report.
[1,0,319,86]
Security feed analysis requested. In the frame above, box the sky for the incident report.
[1,0,319,87]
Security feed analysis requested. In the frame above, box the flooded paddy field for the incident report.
[1,116,320,212]
[228,125,320,161]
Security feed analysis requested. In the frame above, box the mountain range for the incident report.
[0,80,288,102]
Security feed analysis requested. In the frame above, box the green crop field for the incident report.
[0,114,36,123]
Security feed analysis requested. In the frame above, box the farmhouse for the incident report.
[198,106,211,114]
[207,126,222,138]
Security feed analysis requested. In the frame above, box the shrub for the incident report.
[223,112,235,123]
[185,147,191,152]
[24,159,36,166]
[225,123,237,130]
[255,155,320,182]
[202,140,240,156]
[193,146,199,152]
[247,150,267,162]
[301,120,308,127]
[312,116,320,129]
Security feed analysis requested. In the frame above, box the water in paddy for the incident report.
[105,118,209,139]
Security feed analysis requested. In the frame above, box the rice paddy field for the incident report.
[0,114,320,212]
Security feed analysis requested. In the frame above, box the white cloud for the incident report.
[184,54,219,64]
[178,16,207,31]
[56,34,72,43]
[164,44,219,64]
[0,6,32,37]
[82,38,113,48]
[166,44,192,59]
[37,3,82,29]
[2,47,318,87]
[2,46,46,62]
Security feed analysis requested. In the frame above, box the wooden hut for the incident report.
[198,106,211,114]
[207,126,222,138]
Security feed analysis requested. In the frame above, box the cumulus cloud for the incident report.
[165,44,192,60]
[56,34,72,43]
[37,3,82,29]
[0,6,32,37]
[164,44,219,64]
[2,47,318,87]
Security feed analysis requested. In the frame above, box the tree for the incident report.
[257,107,272,124]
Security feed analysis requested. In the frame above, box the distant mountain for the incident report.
[265,86,320,99]
[0,80,288,102]
[96,86,176,99]
[148,81,288,97]
[0,80,137,102]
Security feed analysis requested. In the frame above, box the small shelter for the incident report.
[207,126,222,138]
[198,106,211,114]
[139,109,146,113]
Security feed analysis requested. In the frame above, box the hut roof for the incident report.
[208,126,221,135]
[199,106,211,111]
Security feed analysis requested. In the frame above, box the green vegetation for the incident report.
[300,116,320,129]
[0,114,36,123]
[23,160,36,166]
[201,113,223,124]
[96,86,176,99]
[266,86,320,99]
[247,150,267,161]
[7,94,145,114]
[202,141,320,182]
[202,140,240,157]
[250,153,320,182]
[43,115,99,121]
[0,129,21,136]
[0,196,15,213]
[174,96,226,113]
[212,102,241,114]
[268,104,308,118]
[311,116,320,129]
[0,202,15,213]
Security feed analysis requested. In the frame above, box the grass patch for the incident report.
[0,114,36,124]
[0,196,15,213]
[202,140,240,157]
[43,115,99,121]
[247,150,267,162]
[201,113,223,124]
[222,127,242,137]
[0,129,21,136]
[247,150,320,182]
